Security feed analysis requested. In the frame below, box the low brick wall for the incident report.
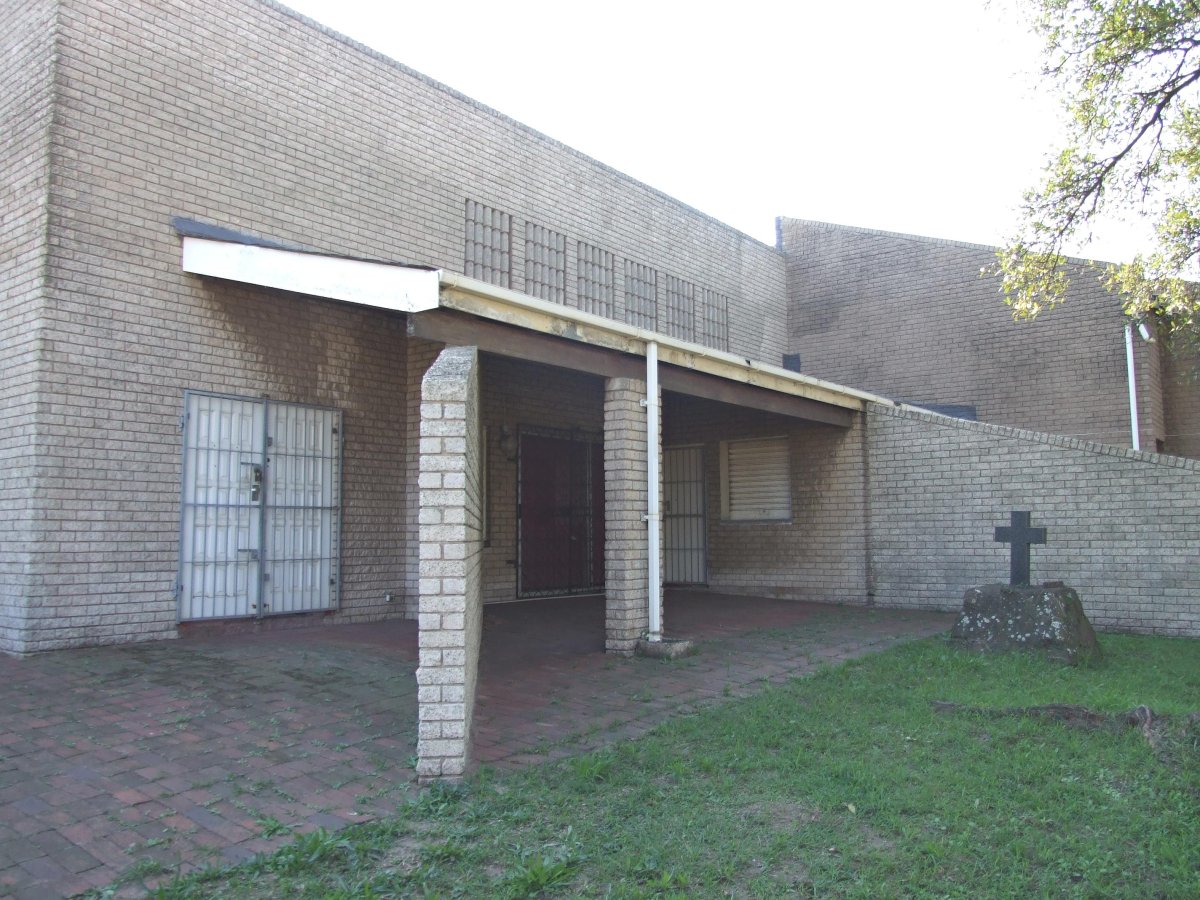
[865,403,1200,636]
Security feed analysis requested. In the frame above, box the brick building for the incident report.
[4,0,1199,777]
[781,219,1200,457]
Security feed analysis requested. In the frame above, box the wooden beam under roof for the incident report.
[407,309,854,427]
[408,309,644,380]
[658,367,853,427]
[437,274,869,413]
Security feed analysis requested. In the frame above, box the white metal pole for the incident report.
[646,341,662,642]
[1125,323,1141,451]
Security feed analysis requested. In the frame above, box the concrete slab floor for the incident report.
[0,593,952,897]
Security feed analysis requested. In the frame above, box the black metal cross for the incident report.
[994,511,1047,586]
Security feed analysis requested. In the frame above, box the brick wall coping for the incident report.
[258,0,778,252]
[777,217,1128,269]
[870,401,1200,472]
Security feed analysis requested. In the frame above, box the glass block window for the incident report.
[524,223,567,303]
[663,275,695,341]
[575,242,614,318]
[698,288,730,350]
[464,200,511,287]
[623,260,657,330]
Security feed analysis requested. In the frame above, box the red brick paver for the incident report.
[0,594,952,897]
[473,592,952,768]
[0,624,421,898]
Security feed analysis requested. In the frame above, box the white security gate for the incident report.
[178,392,342,620]
[664,445,707,584]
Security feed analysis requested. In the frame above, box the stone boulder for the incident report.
[950,582,1102,664]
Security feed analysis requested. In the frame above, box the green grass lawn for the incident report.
[138,634,1198,898]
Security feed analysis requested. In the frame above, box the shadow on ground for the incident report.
[0,593,951,897]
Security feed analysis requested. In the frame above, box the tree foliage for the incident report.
[999,0,1200,341]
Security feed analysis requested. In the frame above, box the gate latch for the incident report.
[241,461,263,502]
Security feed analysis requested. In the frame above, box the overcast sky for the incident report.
[281,0,1151,263]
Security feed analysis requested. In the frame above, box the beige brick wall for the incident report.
[866,403,1200,636]
[781,219,1172,453]
[0,0,58,654]
[662,395,869,604]
[9,0,788,650]
[25,274,417,651]
[1163,347,1200,459]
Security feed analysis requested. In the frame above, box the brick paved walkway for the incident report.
[474,594,952,769]
[0,593,952,897]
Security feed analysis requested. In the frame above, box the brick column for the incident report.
[416,346,482,782]
[603,376,657,654]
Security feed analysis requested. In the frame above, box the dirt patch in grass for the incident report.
[743,800,821,831]
[376,835,423,875]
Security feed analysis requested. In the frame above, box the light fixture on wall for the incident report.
[499,426,518,461]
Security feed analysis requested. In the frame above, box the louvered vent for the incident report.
[721,436,791,521]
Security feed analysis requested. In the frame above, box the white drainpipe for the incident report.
[646,341,662,642]
[1125,322,1141,451]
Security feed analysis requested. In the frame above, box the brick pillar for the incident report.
[603,376,657,654]
[416,346,482,782]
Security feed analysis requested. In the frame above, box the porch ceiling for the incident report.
[410,309,855,427]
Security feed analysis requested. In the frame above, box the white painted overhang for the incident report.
[181,237,441,314]
[179,235,884,423]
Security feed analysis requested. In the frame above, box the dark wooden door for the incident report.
[519,432,604,596]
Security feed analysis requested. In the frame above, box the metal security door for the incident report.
[261,402,342,615]
[664,445,707,584]
[518,430,603,596]
[179,393,265,619]
[179,392,341,620]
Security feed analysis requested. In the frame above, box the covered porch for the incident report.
[178,236,879,781]
[411,285,872,779]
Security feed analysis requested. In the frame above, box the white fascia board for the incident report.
[182,237,441,313]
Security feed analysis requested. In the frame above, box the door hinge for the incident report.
[178,413,188,431]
